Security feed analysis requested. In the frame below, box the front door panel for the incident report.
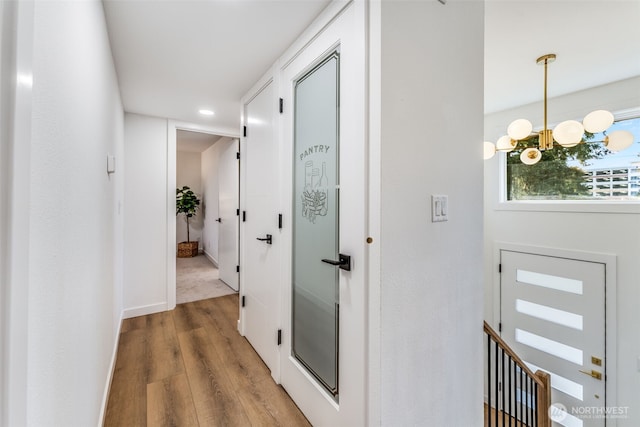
[501,250,606,427]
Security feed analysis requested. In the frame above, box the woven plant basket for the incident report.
[177,241,198,258]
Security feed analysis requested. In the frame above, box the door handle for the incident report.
[216,218,222,223]
[321,254,351,271]
[579,369,602,380]
[256,234,272,245]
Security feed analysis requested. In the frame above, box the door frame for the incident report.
[238,72,276,336]
[166,121,239,310]
[216,137,240,291]
[491,241,618,419]
[236,1,381,424]
[277,1,368,424]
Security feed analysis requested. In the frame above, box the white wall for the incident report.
[2,1,126,426]
[484,77,640,426]
[378,1,484,425]
[123,113,168,317]
[176,150,203,246]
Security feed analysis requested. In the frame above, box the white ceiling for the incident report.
[485,0,640,114]
[102,0,331,133]
[177,130,222,153]
[103,0,640,129]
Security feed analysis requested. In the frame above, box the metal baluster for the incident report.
[526,374,530,426]
[520,368,524,425]
[487,334,492,427]
[533,382,538,427]
[495,340,499,426]
[508,356,512,427]
[501,348,506,426]
[514,362,518,425]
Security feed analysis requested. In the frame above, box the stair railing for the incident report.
[484,321,551,427]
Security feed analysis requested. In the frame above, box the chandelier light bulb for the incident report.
[560,141,580,148]
[583,110,614,133]
[553,120,585,147]
[520,147,542,165]
[605,130,634,152]
[496,135,517,152]
[507,119,533,141]
[484,141,496,160]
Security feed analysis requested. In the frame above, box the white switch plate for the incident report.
[107,155,116,174]
[431,195,448,222]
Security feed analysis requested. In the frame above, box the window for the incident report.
[506,116,640,201]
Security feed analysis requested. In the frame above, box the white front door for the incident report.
[240,80,281,378]
[279,3,367,425]
[218,138,239,291]
[500,250,606,427]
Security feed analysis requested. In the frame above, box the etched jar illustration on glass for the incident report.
[317,162,328,216]
[302,160,328,223]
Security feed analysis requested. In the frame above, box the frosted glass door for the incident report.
[292,52,339,397]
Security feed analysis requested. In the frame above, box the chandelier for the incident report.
[484,53,634,165]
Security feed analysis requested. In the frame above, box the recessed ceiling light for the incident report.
[199,109,215,116]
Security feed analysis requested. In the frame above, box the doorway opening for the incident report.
[175,129,240,304]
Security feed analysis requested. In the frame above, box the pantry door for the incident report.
[278,2,367,425]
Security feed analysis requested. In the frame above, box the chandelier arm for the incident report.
[543,58,548,134]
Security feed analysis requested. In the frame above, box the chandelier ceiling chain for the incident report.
[484,54,635,165]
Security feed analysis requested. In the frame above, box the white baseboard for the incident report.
[203,250,218,268]
[122,302,167,319]
[98,314,123,426]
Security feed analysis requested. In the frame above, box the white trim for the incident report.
[3,2,34,425]
[166,120,240,312]
[492,241,618,423]
[277,1,352,72]
[238,70,276,338]
[123,302,167,319]
[98,315,123,426]
[495,199,640,214]
[366,0,381,424]
[203,250,218,268]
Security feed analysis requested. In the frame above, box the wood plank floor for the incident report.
[104,295,311,427]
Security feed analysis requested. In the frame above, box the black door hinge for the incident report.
[242,296,246,307]
[236,152,240,160]
[277,329,282,345]
[278,214,283,229]
[279,98,284,114]
[498,263,502,273]
[236,208,240,216]
[242,211,246,222]
[243,126,247,137]
[236,265,240,273]
[498,322,502,332]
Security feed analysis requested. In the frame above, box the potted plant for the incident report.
[176,186,201,257]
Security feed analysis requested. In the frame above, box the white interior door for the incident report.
[240,80,281,378]
[218,138,239,291]
[500,250,606,427]
[279,3,367,425]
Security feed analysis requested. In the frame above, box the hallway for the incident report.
[104,295,310,426]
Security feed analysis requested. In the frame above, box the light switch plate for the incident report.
[107,155,115,174]
[431,195,448,222]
